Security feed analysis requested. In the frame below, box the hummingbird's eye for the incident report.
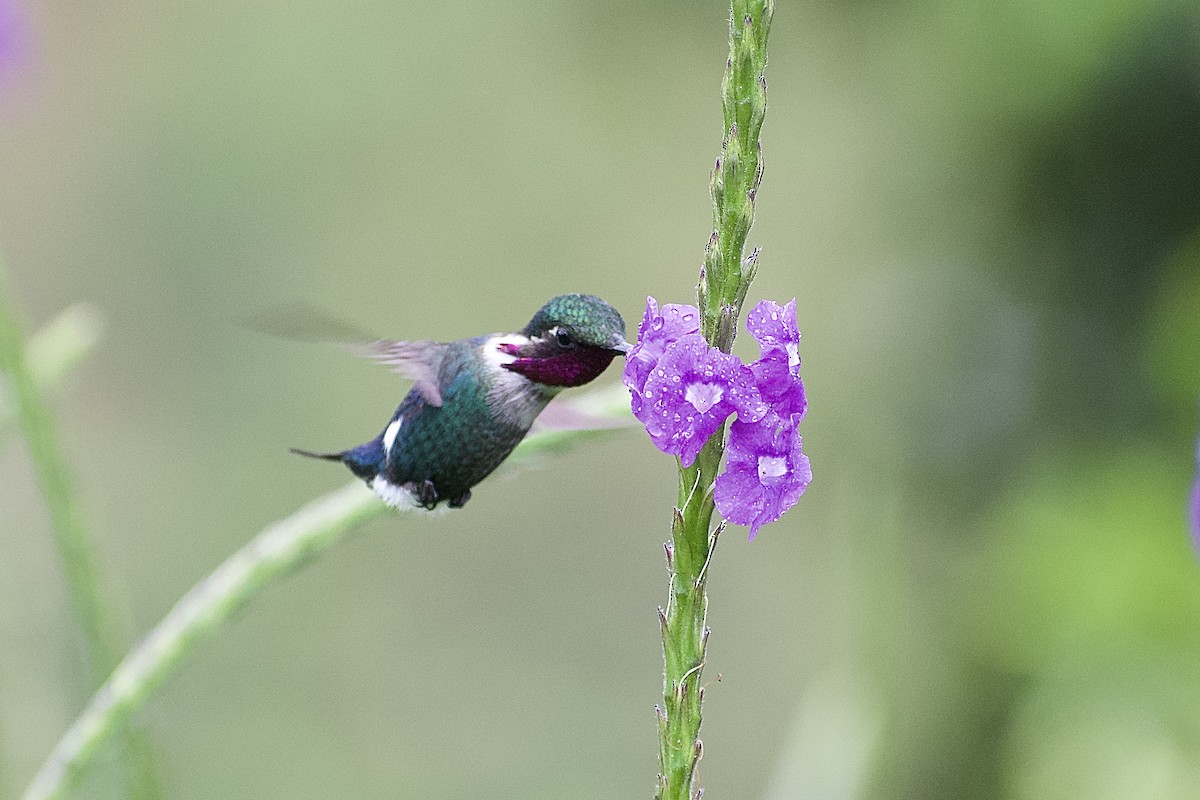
[554,328,574,348]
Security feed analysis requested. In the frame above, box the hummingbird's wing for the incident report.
[245,305,450,408]
[349,339,450,408]
[245,303,377,343]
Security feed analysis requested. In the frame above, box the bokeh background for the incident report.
[3,1,1200,798]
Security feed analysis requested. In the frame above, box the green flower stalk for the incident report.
[17,387,633,800]
[19,481,385,800]
[0,258,164,800]
[657,2,773,798]
[700,0,773,352]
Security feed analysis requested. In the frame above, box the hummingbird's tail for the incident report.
[289,447,346,462]
[290,438,385,482]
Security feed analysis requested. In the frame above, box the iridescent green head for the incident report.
[521,294,629,352]
[504,294,629,388]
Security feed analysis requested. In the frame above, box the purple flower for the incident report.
[746,298,806,420]
[623,296,700,415]
[750,351,807,420]
[624,293,811,537]
[637,333,767,467]
[747,298,800,364]
[714,415,811,540]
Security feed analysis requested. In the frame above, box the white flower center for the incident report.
[758,455,788,485]
[684,381,724,413]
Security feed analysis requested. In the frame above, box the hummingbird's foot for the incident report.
[407,479,441,510]
[448,489,471,509]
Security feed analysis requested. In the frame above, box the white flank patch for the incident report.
[382,418,403,455]
[371,476,419,509]
[370,477,451,515]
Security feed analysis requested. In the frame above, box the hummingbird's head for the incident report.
[500,294,629,388]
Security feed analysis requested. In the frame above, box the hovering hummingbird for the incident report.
[292,294,629,511]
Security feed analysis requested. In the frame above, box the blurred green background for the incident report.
[3,1,1200,798]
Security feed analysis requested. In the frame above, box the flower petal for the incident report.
[746,298,799,358]
[750,350,807,420]
[640,334,763,467]
[715,416,810,539]
[623,297,701,400]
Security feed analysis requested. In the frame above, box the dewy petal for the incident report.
[750,449,811,540]
[714,416,811,539]
[685,381,725,414]
[623,296,702,402]
[746,298,799,358]
[750,351,807,420]
[659,303,702,341]
[746,299,805,420]
[712,298,811,538]
[641,334,764,467]
[637,295,661,340]
[758,455,788,483]
[657,335,766,424]
[622,296,661,395]
[714,461,764,518]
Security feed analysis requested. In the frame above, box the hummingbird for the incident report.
[291,294,629,511]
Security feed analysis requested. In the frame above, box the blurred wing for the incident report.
[247,304,448,408]
[349,339,449,408]
[245,303,378,343]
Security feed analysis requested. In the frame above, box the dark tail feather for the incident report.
[291,439,385,482]
[289,447,346,463]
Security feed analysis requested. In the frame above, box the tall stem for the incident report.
[657,438,724,800]
[19,482,384,800]
[657,2,772,798]
[0,257,164,800]
[699,0,773,352]
[17,388,632,800]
